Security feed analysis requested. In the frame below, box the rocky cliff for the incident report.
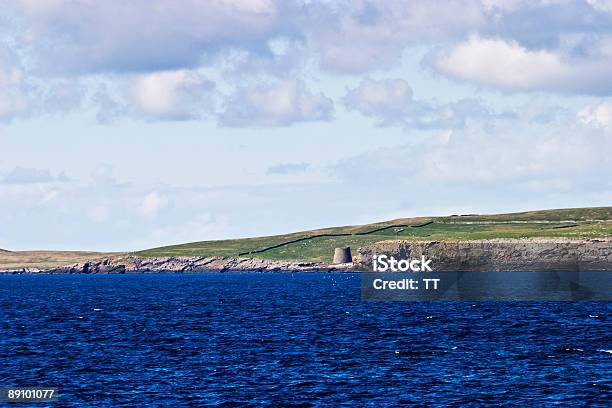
[353,238,612,271]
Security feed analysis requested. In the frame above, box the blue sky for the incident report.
[2,0,612,251]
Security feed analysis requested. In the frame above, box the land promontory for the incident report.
[2,206,612,273]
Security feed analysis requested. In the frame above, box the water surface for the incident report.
[1,273,610,406]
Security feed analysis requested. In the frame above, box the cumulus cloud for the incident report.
[0,43,88,120]
[88,70,215,122]
[37,79,84,115]
[14,0,292,75]
[16,0,610,82]
[332,121,612,195]
[344,78,414,119]
[0,59,23,88]
[480,0,527,12]
[6,0,612,123]
[0,91,28,121]
[432,35,612,95]
[8,0,488,77]
[307,0,485,74]
[578,101,612,131]
[222,37,307,79]
[1,167,69,184]
[267,162,310,175]
[131,70,215,120]
[6,0,612,81]
[220,80,334,127]
[0,46,29,121]
[344,78,510,129]
[587,0,612,12]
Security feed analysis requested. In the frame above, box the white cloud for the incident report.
[216,0,275,14]
[0,91,28,121]
[578,101,612,131]
[479,0,567,12]
[220,80,334,127]
[131,70,214,120]
[480,0,526,12]
[433,35,612,95]
[0,64,23,87]
[0,46,29,121]
[6,0,612,83]
[343,78,509,129]
[14,0,289,75]
[37,79,84,114]
[308,1,485,74]
[17,0,64,15]
[222,38,306,79]
[6,0,612,125]
[587,0,612,12]
[10,0,488,76]
[344,78,414,119]
[332,121,612,194]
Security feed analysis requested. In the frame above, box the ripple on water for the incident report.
[0,273,610,406]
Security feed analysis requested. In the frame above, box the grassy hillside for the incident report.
[0,251,118,270]
[136,206,612,263]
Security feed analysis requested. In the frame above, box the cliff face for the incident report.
[353,239,612,271]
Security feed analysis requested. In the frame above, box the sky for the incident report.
[2,0,612,251]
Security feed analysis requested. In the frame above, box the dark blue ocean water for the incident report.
[0,273,610,407]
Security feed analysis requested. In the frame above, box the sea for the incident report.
[1,273,610,407]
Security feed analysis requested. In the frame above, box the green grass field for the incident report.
[135,206,612,263]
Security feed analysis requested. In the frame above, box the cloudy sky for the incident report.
[2,0,612,251]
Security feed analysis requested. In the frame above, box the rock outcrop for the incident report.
[21,256,353,274]
[353,238,612,271]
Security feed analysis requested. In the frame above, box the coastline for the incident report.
[2,237,612,274]
[0,255,353,274]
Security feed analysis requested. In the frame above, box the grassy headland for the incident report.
[0,250,119,271]
[135,206,612,263]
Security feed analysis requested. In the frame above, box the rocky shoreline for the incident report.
[0,255,353,274]
[2,238,612,274]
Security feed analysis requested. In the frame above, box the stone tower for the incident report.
[333,246,352,264]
